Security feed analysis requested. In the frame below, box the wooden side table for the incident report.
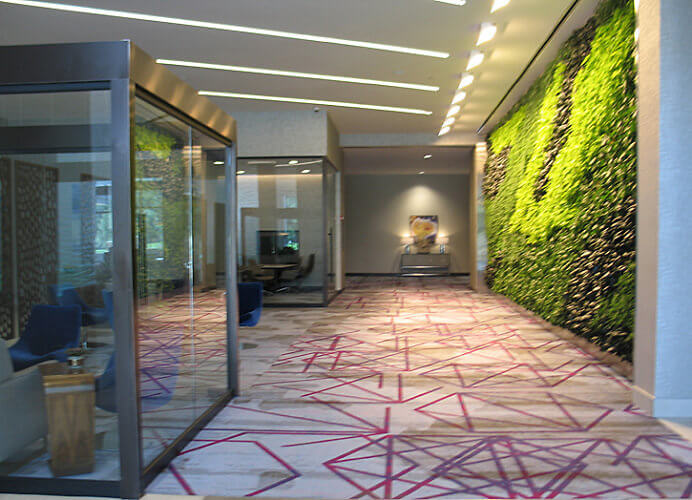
[39,362,95,477]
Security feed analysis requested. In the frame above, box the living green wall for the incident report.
[483,0,637,360]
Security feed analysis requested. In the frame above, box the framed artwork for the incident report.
[409,215,438,253]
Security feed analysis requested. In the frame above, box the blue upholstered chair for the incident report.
[9,304,82,371]
[53,285,108,326]
[239,282,263,327]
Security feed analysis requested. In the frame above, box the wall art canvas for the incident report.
[409,215,438,253]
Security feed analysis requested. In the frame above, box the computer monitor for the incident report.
[258,230,300,264]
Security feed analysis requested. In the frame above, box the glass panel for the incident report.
[0,90,120,480]
[134,97,195,466]
[134,97,230,467]
[190,129,227,416]
[237,158,325,305]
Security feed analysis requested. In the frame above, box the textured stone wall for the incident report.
[484,0,637,360]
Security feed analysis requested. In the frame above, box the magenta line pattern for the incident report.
[147,277,692,499]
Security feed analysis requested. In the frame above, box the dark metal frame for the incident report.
[237,156,339,307]
[0,41,238,499]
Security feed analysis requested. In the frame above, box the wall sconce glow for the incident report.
[452,91,467,104]
[433,0,466,5]
[442,117,455,127]
[301,169,311,174]
[199,91,433,115]
[467,51,485,70]
[439,126,451,136]
[491,0,511,12]
[237,170,246,175]
[459,73,474,89]
[157,58,440,92]
[477,23,497,45]
[0,0,450,58]
[447,105,461,117]
[424,154,432,159]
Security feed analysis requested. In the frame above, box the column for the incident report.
[469,142,488,292]
[633,0,692,417]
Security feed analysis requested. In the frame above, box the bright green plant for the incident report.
[484,0,636,359]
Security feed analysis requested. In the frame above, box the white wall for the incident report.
[345,174,471,274]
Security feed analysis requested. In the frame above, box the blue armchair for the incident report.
[9,304,82,371]
[52,285,108,326]
[239,282,263,327]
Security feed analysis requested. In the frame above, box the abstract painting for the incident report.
[409,215,438,253]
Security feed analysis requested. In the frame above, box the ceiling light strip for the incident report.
[433,0,466,5]
[157,58,439,92]
[199,90,433,115]
[0,0,450,58]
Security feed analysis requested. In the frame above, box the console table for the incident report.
[400,253,450,277]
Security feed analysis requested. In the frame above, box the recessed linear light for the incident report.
[199,90,433,115]
[247,160,277,165]
[433,0,466,5]
[452,91,467,104]
[0,0,450,58]
[213,161,224,165]
[467,51,485,70]
[424,154,432,159]
[477,23,497,45]
[459,73,474,89]
[301,169,311,174]
[439,126,451,136]
[157,58,440,92]
[275,160,322,167]
[447,105,461,117]
[442,117,455,128]
[491,0,511,13]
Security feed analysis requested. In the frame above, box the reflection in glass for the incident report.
[134,98,228,466]
[0,90,120,480]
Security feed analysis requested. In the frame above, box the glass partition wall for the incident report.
[0,42,238,499]
[237,158,338,306]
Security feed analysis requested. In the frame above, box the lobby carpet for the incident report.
[147,276,692,499]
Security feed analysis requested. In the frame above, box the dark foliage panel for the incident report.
[483,0,636,360]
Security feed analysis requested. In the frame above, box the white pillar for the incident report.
[470,142,488,292]
[633,0,692,417]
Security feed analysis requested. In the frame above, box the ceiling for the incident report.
[344,146,473,175]
[0,0,576,136]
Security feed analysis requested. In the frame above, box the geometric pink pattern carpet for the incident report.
[147,277,692,498]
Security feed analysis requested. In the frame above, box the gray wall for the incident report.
[345,174,471,274]
[234,109,342,170]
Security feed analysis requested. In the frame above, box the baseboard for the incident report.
[632,385,655,415]
[632,385,692,418]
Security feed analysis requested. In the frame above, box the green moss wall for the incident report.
[483,0,637,360]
